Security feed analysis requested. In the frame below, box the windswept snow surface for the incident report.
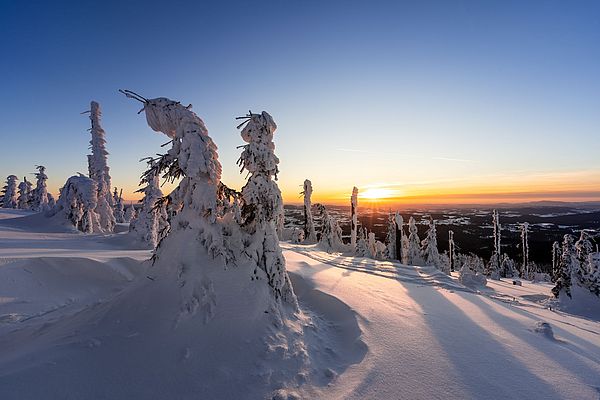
[0,210,599,399]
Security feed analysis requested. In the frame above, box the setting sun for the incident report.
[359,187,396,200]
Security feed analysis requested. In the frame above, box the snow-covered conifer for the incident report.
[489,210,502,279]
[316,204,343,253]
[86,101,115,232]
[520,222,530,279]
[422,219,444,271]
[17,177,32,209]
[448,230,456,272]
[301,179,317,243]
[385,213,396,260]
[130,164,166,248]
[291,227,305,244]
[113,187,125,223]
[30,165,50,211]
[552,234,575,298]
[124,203,136,223]
[1,175,18,208]
[500,254,517,278]
[356,227,370,257]
[51,175,100,233]
[236,110,297,306]
[551,241,561,283]
[350,186,358,250]
[406,217,423,265]
[395,212,404,262]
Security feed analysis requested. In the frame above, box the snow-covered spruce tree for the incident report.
[350,186,358,250]
[356,227,370,257]
[291,227,305,244]
[551,241,562,283]
[448,230,456,272]
[315,203,343,253]
[129,162,167,248]
[552,234,576,299]
[236,111,297,307]
[394,212,404,262]
[51,175,100,233]
[85,101,115,232]
[301,179,317,243]
[124,203,136,223]
[17,177,31,209]
[30,165,50,211]
[489,209,502,279]
[113,187,125,223]
[422,219,445,272]
[385,213,396,260]
[520,222,530,279]
[1,175,18,208]
[574,230,599,295]
[500,254,517,278]
[407,217,423,265]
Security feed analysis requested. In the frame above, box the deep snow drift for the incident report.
[0,210,599,399]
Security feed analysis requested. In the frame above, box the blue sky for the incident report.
[1,0,599,204]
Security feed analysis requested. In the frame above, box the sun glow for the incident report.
[359,188,396,200]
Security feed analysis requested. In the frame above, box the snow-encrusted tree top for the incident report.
[351,186,358,208]
[123,91,222,185]
[237,111,282,224]
[87,101,112,198]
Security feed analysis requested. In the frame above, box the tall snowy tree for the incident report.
[489,209,502,279]
[350,186,358,250]
[394,212,404,262]
[500,254,517,278]
[574,230,598,294]
[385,213,397,260]
[113,187,125,223]
[316,204,343,253]
[130,162,167,248]
[448,230,456,272]
[406,216,423,265]
[356,227,370,257]
[552,234,575,299]
[124,203,136,223]
[422,219,445,272]
[236,110,297,306]
[301,179,317,243]
[1,175,18,208]
[17,177,32,209]
[30,165,51,211]
[85,101,115,232]
[520,222,530,279]
[551,241,561,283]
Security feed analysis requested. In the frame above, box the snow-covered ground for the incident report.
[0,210,599,399]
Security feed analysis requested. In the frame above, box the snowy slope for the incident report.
[0,210,599,399]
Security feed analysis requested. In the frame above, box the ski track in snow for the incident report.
[1,211,600,399]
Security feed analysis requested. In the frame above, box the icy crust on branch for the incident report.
[238,111,297,307]
[87,101,115,232]
[50,175,101,233]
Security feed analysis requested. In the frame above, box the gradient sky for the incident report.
[1,0,599,206]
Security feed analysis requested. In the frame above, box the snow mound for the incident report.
[533,321,556,340]
[0,247,366,399]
